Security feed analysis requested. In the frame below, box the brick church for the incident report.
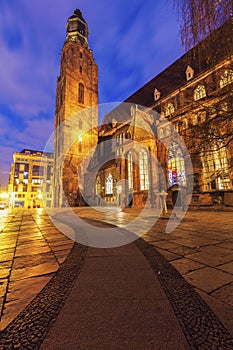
[54,9,233,210]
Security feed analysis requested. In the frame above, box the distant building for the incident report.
[8,149,54,208]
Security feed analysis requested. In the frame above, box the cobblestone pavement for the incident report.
[0,208,73,330]
[72,207,233,335]
[0,207,233,348]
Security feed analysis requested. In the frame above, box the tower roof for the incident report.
[68,9,86,24]
[66,9,88,46]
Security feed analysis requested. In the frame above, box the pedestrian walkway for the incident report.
[40,243,190,350]
[0,208,233,349]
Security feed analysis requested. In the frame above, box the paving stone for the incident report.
[211,283,233,307]
[0,268,10,279]
[217,262,233,275]
[200,245,233,257]
[184,267,233,293]
[170,258,205,275]
[153,247,181,261]
[0,279,8,297]
[186,251,232,267]
[10,261,59,281]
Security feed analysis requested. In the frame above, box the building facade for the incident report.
[85,19,233,210]
[54,10,233,210]
[8,149,54,208]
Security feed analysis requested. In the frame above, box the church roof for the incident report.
[125,19,232,109]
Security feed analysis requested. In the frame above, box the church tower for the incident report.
[54,9,98,207]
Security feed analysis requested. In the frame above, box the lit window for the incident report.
[106,174,113,194]
[201,143,231,191]
[139,149,149,190]
[220,70,233,88]
[192,114,198,125]
[78,83,84,104]
[194,85,206,101]
[168,142,186,187]
[165,103,175,117]
[183,118,188,130]
[96,176,101,195]
[127,152,133,190]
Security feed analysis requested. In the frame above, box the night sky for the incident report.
[0,0,183,187]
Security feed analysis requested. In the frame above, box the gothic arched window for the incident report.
[201,142,231,191]
[165,103,175,117]
[194,85,206,101]
[139,149,149,190]
[168,142,186,187]
[106,174,113,195]
[78,83,84,104]
[220,70,233,88]
[96,176,101,195]
[127,151,133,190]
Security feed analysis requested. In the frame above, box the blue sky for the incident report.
[0,0,183,187]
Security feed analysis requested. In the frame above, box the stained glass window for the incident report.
[168,142,186,187]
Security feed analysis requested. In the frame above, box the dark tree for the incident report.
[174,0,232,50]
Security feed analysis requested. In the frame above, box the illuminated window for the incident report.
[106,174,113,194]
[139,149,149,190]
[192,114,198,125]
[194,85,206,101]
[96,176,101,195]
[165,103,175,117]
[201,143,231,191]
[220,70,233,88]
[183,118,188,130]
[78,83,84,104]
[127,152,133,190]
[168,142,186,187]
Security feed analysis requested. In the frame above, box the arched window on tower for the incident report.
[106,174,113,195]
[168,142,186,187]
[127,151,133,190]
[78,83,84,104]
[139,149,149,190]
